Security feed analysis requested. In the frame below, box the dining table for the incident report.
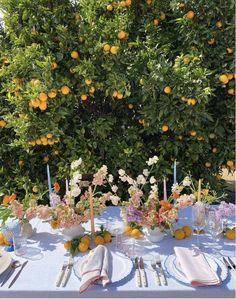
[0,206,235,298]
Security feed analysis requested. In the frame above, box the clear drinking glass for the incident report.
[13,235,27,256]
[207,210,223,255]
[192,203,206,249]
[109,220,124,251]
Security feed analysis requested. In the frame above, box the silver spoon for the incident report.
[1,260,21,287]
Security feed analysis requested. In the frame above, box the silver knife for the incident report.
[228,257,236,269]
[139,257,147,287]
[8,261,28,288]
[134,257,141,287]
[61,257,73,287]
[55,261,68,287]
[223,257,236,278]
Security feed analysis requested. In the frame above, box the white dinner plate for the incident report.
[74,250,133,283]
[164,253,228,286]
[0,250,12,275]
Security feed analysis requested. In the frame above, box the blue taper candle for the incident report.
[47,164,52,194]
[173,160,177,184]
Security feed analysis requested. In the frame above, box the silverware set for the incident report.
[1,260,28,288]
[151,255,167,286]
[134,256,147,287]
[55,257,73,287]
[223,256,236,278]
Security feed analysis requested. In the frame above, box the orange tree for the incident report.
[0,0,234,201]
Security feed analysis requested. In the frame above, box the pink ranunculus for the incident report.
[11,200,24,219]
[37,205,51,220]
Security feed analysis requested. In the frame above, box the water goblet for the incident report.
[207,210,223,256]
[192,202,206,249]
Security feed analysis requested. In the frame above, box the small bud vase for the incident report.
[144,226,166,243]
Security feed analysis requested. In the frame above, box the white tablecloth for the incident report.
[0,206,235,298]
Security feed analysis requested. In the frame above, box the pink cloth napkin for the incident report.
[174,246,221,286]
[78,245,110,293]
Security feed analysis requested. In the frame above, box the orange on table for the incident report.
[225,229,236,240]
[64,240,71,250]
[94,235,105,246]
[0,232,5,245]
[103,232,112,243]
[80,235,90,246]
[131,228,142,239]
[78,242,89,253]
[124,225,132,236]
[174,228,185,240]
[182,226,192,237]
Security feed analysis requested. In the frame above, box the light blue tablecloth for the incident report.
[0,206,235,298]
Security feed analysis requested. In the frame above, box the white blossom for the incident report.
[136,174,146,185]
[100,165,108,176]
[146,155,159,166]
[171,183,180,193]
[108,174,114,183]
[149,176,156,184]
[151,184,158,192]
[110,195,120,205]
[71,158,82,170]
[118,169,126,176]
[120,175,127,182]
[111,185,118,193]
[126,176,134,185]
[183,176,192,187]
[71,185,81,197]
[143,169,149,177]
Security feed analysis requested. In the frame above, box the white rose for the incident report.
[149,176,156,184]
[126,176,134,185]
[151,184,158,192]
[110,195,120,206]
[120,175,127,182]
[111,185,118,193]
[118,169,125,176]
[152,155,159,164]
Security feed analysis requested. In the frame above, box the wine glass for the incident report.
[192,203,206,249]
[207,210,223,256]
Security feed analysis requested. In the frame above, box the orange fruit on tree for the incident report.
[117,92,123,100]
[190,130,197,137]
[228,88,234,95]
[35,139,42,145]
[81,94,88,101]
[103,44,111,52]
[85,79,92,85]
[89,86,95,93]
[48,89,57,98]
[185,10,195,19]
[117,31,127,39]
[208,38,215,45]
[160,13,166,21]
[174,229,185,240]
[182,226,192,237]
[125,0,132,6]
[32,186,39,193]
[226,48,234,54]
[162,125,169,132]
[215,21,222,28]
[94,235,105,246]
[0,120,6,127]
[61,85,70,95]
[39,92,48,102]
[120,1,126,7]
[227,74,234,80]
[43,155,49,162]
[64,240,71,250]
[225,229,236,240]
[131,228,142,239]
[78,241,89,252]
[219,74,229,84]
[212,147,218,153]
[178,2,185,8]
[39,101,47,111]
[103,232,112,243]
[112,91,118,97]
[128,103,133,109]
[31,99,40,108]
[46,133,53,139]
[18,160,24,166]
[226,160,234,167]
[205,161,211,168]
[124,225,132,236]
[110,46,119,55]
[51,62,58,70]
[153,19,159,26]
[107,4,113,11]
[146,0,152,4]
[71,50,79,59]
[164,86,172,94]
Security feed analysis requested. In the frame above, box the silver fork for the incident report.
[151,259,161,286]
[156,255,167,285]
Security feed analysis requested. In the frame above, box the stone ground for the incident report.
[222,169,235,203]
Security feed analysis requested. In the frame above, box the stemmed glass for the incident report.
[207,210,223,256]
[192,202,206,249]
